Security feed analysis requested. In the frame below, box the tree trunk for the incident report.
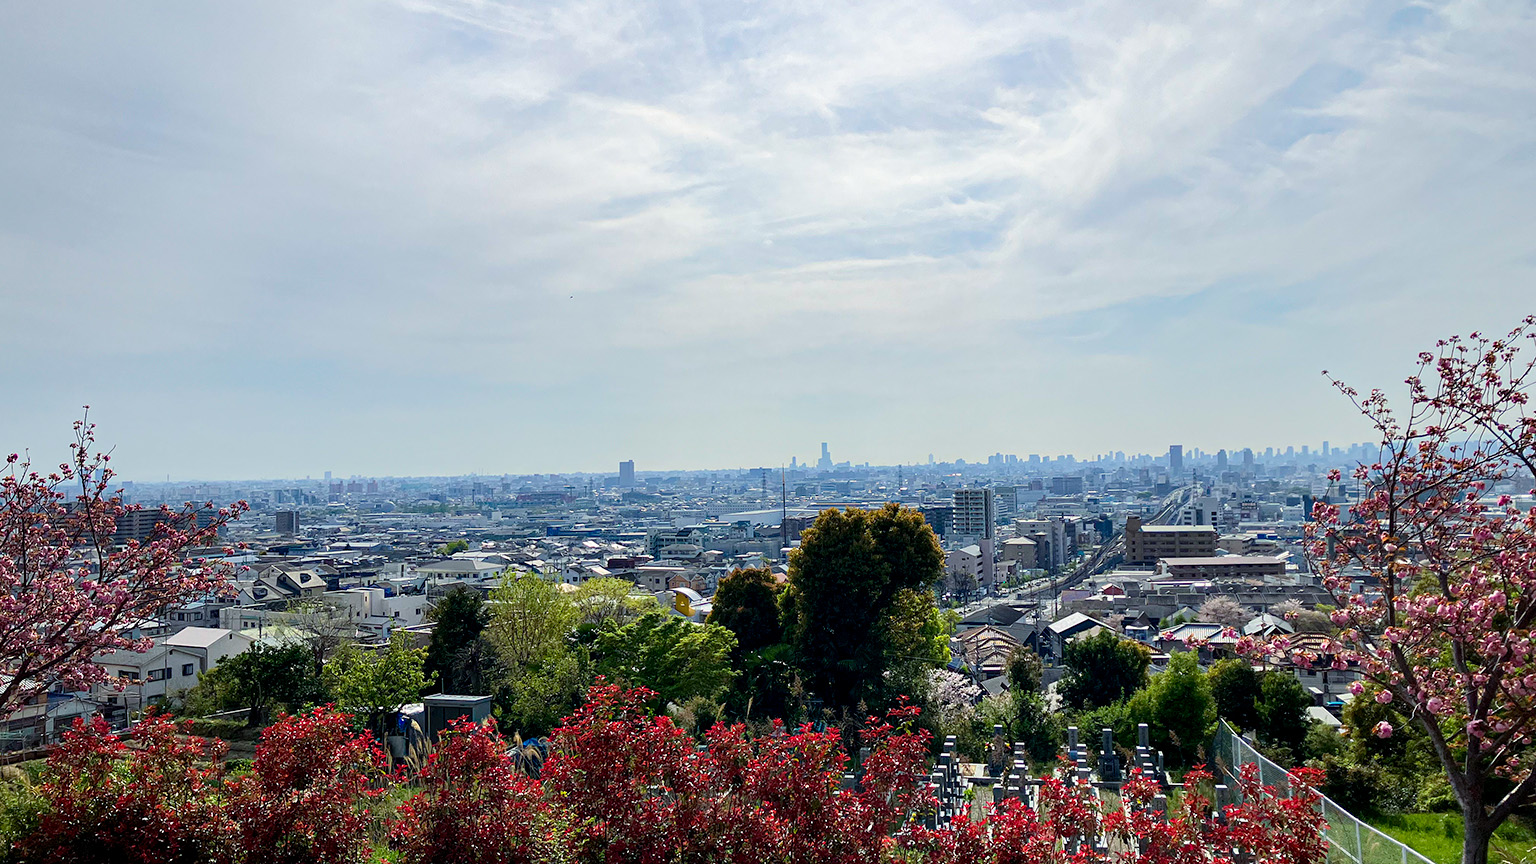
[1462,809,1491,864]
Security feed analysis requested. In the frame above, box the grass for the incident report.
[1367,813,1536,864]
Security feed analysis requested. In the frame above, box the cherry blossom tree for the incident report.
[0,413,248,717]
[1240,316,1536,864]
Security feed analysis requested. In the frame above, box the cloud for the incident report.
[0,0,1532,476]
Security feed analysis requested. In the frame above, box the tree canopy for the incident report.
[183,641,326,726]
[425,586,489,695]
[593,611,737,710]
[705,566,781,654]
[322,631,434,737]
[1241,317,1536,864]
[780,503,944,713]
[1128,652,1215,766]
[484,571,588,737]
[1208,658,1263,733]
[0,417,246,719]
[1058,629,1150,710]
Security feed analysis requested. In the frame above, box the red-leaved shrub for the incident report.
[227,706,387,864]
[25,711,235,864]
[391,717,571,864]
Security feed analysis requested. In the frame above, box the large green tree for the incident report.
[425,586,489,694]
[594,611,737,709]
[573,577,647,627]
[706,566,781,654]
[1128,651,1215,766]
[182,641,327,726]
[1208,658,1263,732]
[1255,671,1312,755]
[780,503,944,713]
[484,572,589,737]
[322,631,434,738]
[1058,629,1150,710]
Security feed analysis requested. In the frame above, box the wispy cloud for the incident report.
[0,0,1532,476]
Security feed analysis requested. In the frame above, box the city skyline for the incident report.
[111,439,1378,486]
[3,2,1532,478]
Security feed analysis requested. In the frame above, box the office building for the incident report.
[1169,445,1183,473]
[1049,475,1083,495]
[1124,515,1217,565]
[275,511,299,535]
[619,460,635,487]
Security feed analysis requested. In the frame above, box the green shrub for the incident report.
[0,777,45,863]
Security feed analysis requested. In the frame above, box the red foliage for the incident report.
[20,685,1331,864]
[227,706,389,864]
[26,711,235,864]
[902,763,1327,864]
[390,717,569,864]
[539,680,938,864]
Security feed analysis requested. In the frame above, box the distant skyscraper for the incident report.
[1216,449,1229,470]
[275,511,299,535]
[324,471,332,483]
[619,460,635,487]
[1322,441,1330,458]
[818,443,832,471]
[1169,445,1183,473]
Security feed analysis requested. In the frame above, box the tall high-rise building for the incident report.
[952,488,996,586]
[1216,449,1229,470]
[951,488,995,539]
[275,511,299,535]
[1169,444,1183,473]
[817,443,832,471]
[619,460,635,487]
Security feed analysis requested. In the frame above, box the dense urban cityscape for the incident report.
[5,1,1536,862]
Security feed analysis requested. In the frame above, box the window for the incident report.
[182,664,196,677]
[120,669,140,680]
[148,669,166,682]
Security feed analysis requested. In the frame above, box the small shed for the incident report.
[422,694,494,740]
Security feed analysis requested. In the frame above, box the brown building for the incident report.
[1123,515,1217,564]
[1158,556,1287,580]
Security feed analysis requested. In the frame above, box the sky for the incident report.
[1,0,1534,480]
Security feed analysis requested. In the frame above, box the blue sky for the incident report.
[1,0,1533,479]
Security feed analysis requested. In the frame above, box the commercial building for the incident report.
[1123,515,1217,565]
[619,460,635,487]
[1157,556,1287,580]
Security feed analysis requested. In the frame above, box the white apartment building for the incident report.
[951,489,995,539]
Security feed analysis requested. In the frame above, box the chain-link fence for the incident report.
[1211,722,1434,864]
